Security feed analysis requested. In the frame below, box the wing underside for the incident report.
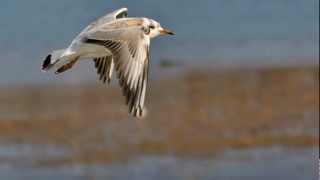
[86,37,149,117]
[93,56,114,83]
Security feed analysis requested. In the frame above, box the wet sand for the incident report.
[0,65,318,166]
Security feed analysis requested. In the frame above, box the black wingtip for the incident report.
[42,54,52,71]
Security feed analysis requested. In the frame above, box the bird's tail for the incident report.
[41,49,66,71]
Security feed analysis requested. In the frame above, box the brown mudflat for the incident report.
[0,65,318,164]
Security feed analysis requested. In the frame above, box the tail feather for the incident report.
[41,49,66,71]
[42,54,52,71]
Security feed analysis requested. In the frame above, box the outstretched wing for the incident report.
[93,56,114,83]
[78,8,128,37]
[85,25,150,117]
[91,8,128,27]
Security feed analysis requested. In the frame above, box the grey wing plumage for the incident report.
[85,25,150,117]
[93,56,114,83]
[90,9,128,84]
[79,8,128,36]
[91,8,128,27]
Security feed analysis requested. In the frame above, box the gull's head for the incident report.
[143,18,174,39]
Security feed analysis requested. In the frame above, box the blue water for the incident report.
[0,145,317,180]
[0,0,318,84]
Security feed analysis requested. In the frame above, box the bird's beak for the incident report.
[160,28,174,35]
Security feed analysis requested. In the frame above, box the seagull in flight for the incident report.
[41,8,174,117]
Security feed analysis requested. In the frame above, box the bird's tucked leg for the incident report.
[55,57,79,74]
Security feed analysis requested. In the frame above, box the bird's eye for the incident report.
[149,25,155,29]
[143,27,150,35]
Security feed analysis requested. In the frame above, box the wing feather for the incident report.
[85,26,150,117]
[93,56,114,83]
[90,8,128,28]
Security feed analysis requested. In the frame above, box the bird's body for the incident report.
[42,8,173,117]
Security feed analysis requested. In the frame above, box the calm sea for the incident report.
[0,0,318,84]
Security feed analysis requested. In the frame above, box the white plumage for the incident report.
[41,8,174,117]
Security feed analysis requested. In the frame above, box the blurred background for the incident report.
[0,0,318,179]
